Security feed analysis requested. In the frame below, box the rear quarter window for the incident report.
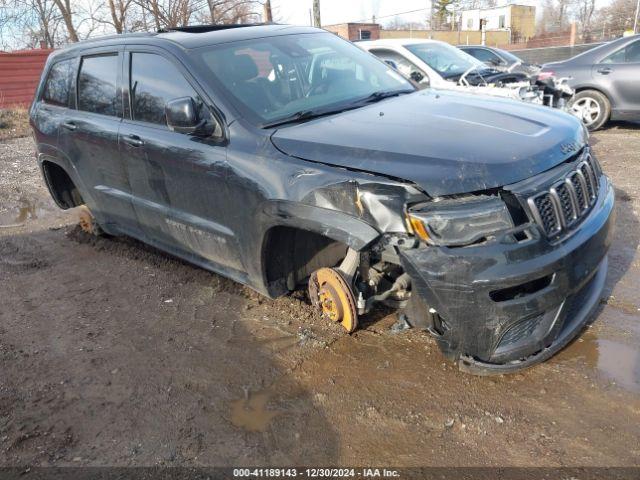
[42,59,75,107]
[77,54,119,116]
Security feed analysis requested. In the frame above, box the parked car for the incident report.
[458,45,540,76]
[359,39,573,109]
[30,24,614,375]
[540,34,640,130]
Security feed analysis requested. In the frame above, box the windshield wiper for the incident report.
[262,107,353,129]
[358,89,414,103]
[262,89,414,129]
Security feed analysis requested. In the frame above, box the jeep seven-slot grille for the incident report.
[527,152,600,240]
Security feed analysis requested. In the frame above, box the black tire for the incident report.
[568,90,611,131]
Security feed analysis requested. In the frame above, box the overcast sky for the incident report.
[270,0,539,27]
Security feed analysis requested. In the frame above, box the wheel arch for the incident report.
[573,85,614,107]
[259,202,380,297]
[40,159,84,209]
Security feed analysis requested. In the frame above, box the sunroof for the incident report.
[158,23,274,34]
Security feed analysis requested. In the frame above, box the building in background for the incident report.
[323,23,381,41]
[460,4,536,42]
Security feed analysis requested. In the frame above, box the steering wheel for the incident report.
[307,78,331,97]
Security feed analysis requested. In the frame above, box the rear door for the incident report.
[595,39,640,117]
[119,47,245,274]
[58,46,140,233]
[31,57,76,158]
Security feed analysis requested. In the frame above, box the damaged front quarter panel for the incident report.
[300,178,425,234]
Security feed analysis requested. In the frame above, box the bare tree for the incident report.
[0,0,64,49]
[51,0,79,41]
[575,0,597,40]
[592,0,638,38]
[201,0,263,24]
[148,0,193,29]
[105,0,135,33]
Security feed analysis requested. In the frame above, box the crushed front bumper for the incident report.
[399,176,615,375]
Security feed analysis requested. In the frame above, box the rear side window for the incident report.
[42,59,74,107]
[602,41,640,64]
[130,52,201,126]
[78,54,119,116]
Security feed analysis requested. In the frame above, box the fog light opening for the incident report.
[489,274,553,302]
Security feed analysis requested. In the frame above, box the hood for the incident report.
[271,89,586,197]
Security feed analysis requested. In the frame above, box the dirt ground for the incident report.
[1,123,639,468]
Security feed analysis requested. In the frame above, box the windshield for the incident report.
[496,48,523,64]
[405,42,485,78]
[193,33,413,126]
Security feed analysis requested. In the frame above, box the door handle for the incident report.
[123,134,144,147]
[62,121,77,131]
[597,67,612,74]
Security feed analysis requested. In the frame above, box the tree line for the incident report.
[0,0,269,50]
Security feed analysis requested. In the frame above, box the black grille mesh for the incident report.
[580,164,595,199]
[528,152,601,239]
[555,182,575,222]
[569,173,587,210]
[533,194,559,234]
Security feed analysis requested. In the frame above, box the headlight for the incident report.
[406,195,514,247]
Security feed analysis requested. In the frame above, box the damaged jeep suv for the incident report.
[31,24,615,374]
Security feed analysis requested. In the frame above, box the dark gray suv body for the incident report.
[30,24,615,374]
[541,34,640,130]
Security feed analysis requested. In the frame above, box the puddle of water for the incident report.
[0,198,44,228]
[230,388,280,432]
[557,331,640,393]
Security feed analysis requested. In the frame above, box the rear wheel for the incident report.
[569,90,610,131]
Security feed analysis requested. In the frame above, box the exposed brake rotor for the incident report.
[309,267,358,333]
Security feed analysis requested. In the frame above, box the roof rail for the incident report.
[158,23,275,34]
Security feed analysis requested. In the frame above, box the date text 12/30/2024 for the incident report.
[233,468,401,478]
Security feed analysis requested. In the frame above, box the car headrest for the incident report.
[230,54,259,81]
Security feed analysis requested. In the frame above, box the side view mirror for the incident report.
[410,71,424,83]
[385,59,398,70]
[166,97,211,136]
[488,59,503,66]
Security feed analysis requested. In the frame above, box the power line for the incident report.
[351,7,429,24]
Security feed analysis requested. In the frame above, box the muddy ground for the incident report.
[1,125,639,468]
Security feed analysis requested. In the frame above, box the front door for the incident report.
[595,39,640,118]
[119,48,245,275]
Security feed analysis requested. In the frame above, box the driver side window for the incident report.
[130,52,215,130]
[471,48,503,65]
[369,49,429,85]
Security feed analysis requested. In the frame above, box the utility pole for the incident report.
[313,0,321,28]
[263,0,273,23]
[634,0,639,33]
[262,0,273,23]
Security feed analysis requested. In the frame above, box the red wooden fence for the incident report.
[0,49,53,108]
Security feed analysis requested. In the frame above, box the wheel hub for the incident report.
[309,268,358,333]
[571,97,601,126]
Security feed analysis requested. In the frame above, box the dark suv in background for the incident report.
[30,24,615,375]
[458,45,540,76]
[540,34,640,130]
